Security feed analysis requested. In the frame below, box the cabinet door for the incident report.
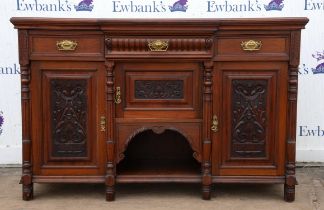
[31,61,106,176]
[212,62,287,176]
[114,62,202,119]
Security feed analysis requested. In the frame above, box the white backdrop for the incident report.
[0,0,323,164]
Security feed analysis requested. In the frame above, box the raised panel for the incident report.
[231,79,268,158]
[224,74,275,165]
[134,80,184,99]
[43,73,95,163]
[50,79,88,158]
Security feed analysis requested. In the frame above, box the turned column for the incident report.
[18,30,33,200]
[105,60,116,201]
[285,31,301,202]
[202,61,213,200]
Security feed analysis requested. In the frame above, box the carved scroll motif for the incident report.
[51,79,88,157]
[231,79,268,158]
[135,80,184,99]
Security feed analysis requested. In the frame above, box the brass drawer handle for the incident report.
[241,40,262,51]
[56,40,78,51]
[211,115,218,133]
[100,116,106,132]
[148,40,169,52]
[115,87,121,104]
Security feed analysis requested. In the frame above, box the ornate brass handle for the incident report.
[211,115,218,133]
[114,87,121,104]
[241,40,262,51]
[100,116,106,132]
[148,40,169,52]
[56,40,78,51]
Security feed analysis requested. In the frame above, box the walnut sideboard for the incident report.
[10,17,308,202]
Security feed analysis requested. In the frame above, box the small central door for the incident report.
[114,62,202,119]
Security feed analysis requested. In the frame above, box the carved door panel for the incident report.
[31,61,106,176]
[212,62,288,176]
[114,62,202,119]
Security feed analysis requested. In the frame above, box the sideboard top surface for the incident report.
[10,17,309,31]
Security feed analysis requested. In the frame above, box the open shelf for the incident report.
[116,129,201,183]
[117,160,201,183]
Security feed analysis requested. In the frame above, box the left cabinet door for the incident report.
[31,61,106,176]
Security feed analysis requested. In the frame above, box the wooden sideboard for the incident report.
[10,17,308,202]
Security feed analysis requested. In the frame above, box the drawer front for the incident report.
[115,62,202,119]
[105,36,213,59]
[30,35,104,59]
[217,36,288,58]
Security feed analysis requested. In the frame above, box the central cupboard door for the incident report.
[114,62,202,119]
[212,62,288,176]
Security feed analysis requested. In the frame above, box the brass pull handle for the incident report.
[241,40,262,51]
[56,40,78,51]
[148,40,169,52]
[114,87,121,104]
[100,116,106,132]
[211,115,218,133]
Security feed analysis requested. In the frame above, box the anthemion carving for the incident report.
[134,80,184,99]
[231,79,268,158]
[51,79,88,157]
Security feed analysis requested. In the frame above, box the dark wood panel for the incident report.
[50,79,88,158]
[231,79,268,158]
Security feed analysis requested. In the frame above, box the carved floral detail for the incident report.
[51,79,88,157]
[135,80,184,99]
[231,79,268,158]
